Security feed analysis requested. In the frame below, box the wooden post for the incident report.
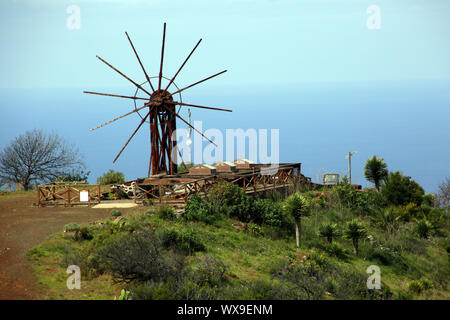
[37,186,41,207]
[67,186,71,207]
[98,184,101,203]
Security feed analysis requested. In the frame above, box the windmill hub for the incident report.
[149,89,173,106]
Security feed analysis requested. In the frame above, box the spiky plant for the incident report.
[283,193,311,247]
[344,219,367,255]
[364,156,388,191]
[318,222,341,243]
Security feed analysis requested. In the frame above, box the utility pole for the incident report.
[186,109,192,164]
[345,151,357,185]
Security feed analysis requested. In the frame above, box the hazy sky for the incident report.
[0,0,449,191]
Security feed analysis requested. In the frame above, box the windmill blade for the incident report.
[168,101,232,113]
[170,70,227,96]
[113,111,150,163]
[158,23,166,90]
[125,31,155,92]
[90,104,150,131]
[162,105,218,147]
[84,91,149,101]
[96,55,153,96]
[164,38,202,92]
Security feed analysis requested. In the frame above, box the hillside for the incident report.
[27,181,449,300]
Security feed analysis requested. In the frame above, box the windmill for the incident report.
[84,23,231,177]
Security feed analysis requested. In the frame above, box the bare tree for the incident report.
[0,129,85,190]
[438,177,450,207]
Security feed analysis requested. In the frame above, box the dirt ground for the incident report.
[0,192,112,300]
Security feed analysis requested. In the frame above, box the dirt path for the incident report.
[0,192,111,300]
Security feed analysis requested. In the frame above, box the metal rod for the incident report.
[90,104,150,131]
[84,91,149,101]
[113,111,150,163]
[165,38,202,92]
[162,105,217,147]
[125,31,155,92]
[96,55,153,96]
[170,70,227,96]
[168,101,232,112]
[158,23,166,91]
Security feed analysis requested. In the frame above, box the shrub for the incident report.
[381,171,425,206]
[63,222,81,233]
[415,219,432,239]
[97,169,125,185]
[191,256,228,287]
[318,222,341,243]
[110,210,122,218]
[78,226,94,241]
[422,193,436,207]
[408,280,426,294]
[158,228,206,254]
[252,198,284,227]
[156,206,176,220]
[370,207,400,232]
[97,230,184,283]
[245,223,264,237]
[207,182,252,222]
[183,195,220,225]
[324,242,347,259]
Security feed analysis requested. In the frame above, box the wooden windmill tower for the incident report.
[84,23,231,176]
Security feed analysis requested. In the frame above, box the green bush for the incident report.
[381,171,425,206]
[370,207,400,232]
[156,206,176,220]
[78,227,94,241]
[183,195,220,225]
[63,222,81,232]
[415,219,432,239]
[97,169,125,185]
[207,182,253,222]
[408,278,432,294]
[110,210,122,218]
[253,198,284,227]
[245,223,264,237]
[158,228,206,254]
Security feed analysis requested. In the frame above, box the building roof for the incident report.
[191,164,216,170]
[234,158,255,164]
[213,161,236,167]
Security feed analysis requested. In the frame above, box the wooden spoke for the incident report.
[84,91,149,101]
[170,70,227,96]
[162,105,217,147]
[164,38,202,92]
[96,55,153,96]
[168,101,231,112]
[113,111,150,163]
[90,104,150,131]
[125,32,155,92]
[158,23,166,90]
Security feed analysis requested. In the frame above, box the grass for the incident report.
[27,185,449,300]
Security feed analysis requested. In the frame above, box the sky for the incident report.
[0,0,449,192]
